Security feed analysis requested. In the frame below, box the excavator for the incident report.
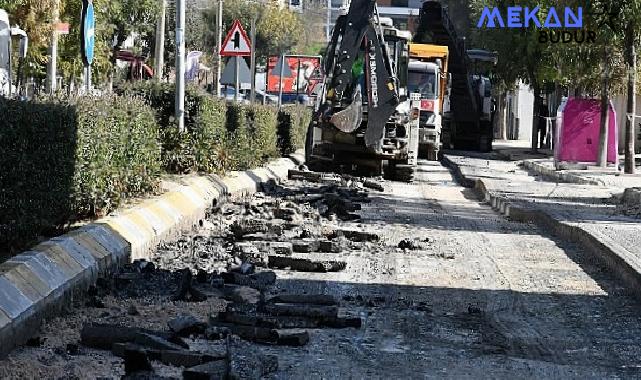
[305,0,421,182]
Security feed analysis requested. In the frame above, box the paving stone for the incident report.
[167,314,207,336]
[319,240,342,253]
[224,286,261,305]
[183,360,229,380]
[331,229,380,242]
[270,242,293,256]
[292,239,320,253]
[269,294,338,306]
[268,256,346,272]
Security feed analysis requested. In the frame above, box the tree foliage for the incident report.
[0,0,57,76]
[202,0,304,58]
[470,0,641,95]
[2,0,159,84]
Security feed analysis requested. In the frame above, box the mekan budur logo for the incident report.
[476,5,620,44]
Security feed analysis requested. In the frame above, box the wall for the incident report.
[504,81,534,142]
[611,93,641,154]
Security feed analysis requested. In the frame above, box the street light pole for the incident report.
[47,0,60,94]
[175,0,186,131]
[154,0,166,81]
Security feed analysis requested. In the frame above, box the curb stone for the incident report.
[521,160,604,186]
[444,154,641,302]
[0,154,302,358]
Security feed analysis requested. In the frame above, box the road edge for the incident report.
[0,152,305,358]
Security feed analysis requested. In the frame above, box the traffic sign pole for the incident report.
[234,56,240,102]
[80,0,95,95]
[278,54,285,109]
[85,65,91,92]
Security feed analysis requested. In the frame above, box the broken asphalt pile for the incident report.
[21,168,434,379]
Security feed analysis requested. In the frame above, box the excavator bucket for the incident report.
[330,86,363,133]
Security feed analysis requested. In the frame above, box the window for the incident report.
[408,70,438,99]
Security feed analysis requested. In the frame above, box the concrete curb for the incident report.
[521,160,604,186]
[444,155,641,302]
[0,153,303,358]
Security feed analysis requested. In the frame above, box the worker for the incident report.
[538,99,549,149]
[352,55,364,93]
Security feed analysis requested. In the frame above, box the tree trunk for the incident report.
[531,83,541,151]
[598,47,610,168]
[625,23,637,174]
[499,93,507,140]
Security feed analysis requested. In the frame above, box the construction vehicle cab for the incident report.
[307,0,420,181]
[408,43,449,160]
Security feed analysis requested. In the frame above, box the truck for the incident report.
[408,43,450,160]
[414,1,496,152]
[0,9,28,97]
[306,0,421,182]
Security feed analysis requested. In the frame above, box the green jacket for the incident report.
[352,57,364,79]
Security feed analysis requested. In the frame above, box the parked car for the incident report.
[255,90,278,105]
[221,86,249,103]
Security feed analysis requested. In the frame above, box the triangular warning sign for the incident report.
[220,20,251,57]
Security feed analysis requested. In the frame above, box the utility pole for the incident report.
[598,46,610,168]
[625,23,637,174]
[175,0,185,131]
[326,0,331,41]
[215,0,223,97]
[250,16,256,103]
[154,0,166,81]
[47,0,60,94]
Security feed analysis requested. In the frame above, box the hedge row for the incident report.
[0,85,313,258]
[0,96,161,257]
[120,82,309,174]
[278,104,313,155]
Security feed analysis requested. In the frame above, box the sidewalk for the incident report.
[443,151,641,300]
[492,139,641,188]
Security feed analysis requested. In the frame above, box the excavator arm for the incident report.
[320,0,400,151]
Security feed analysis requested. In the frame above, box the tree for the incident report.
[0,0,58,78]
[470,0,558,150]
[470,0,641,159]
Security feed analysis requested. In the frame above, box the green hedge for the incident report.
[0,96,161,257]
[278,105,312,155]
[121,82,281,174]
